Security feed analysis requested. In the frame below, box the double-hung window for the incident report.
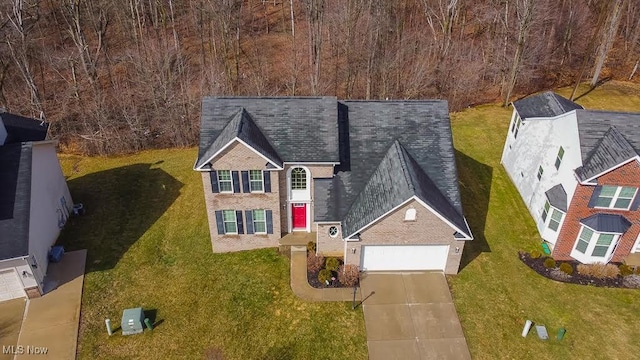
[218,170,233,193]
[595,186,637,210]
[554,147,564,170]
[573,226,620,262]
[537,166,544,181]
[512,116,522,138]
[253,209,267,234]
[222,210,237,234]
[249,170,264,192]
[541,200,563,231]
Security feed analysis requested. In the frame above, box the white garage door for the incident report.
[361,245,449,271]
[0,269,26,302]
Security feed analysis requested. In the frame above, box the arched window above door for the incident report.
[291,167,307,190]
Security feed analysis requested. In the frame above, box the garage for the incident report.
[0,269,26,302]
[361,245,450,271]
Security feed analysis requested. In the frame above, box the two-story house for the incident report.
[195,97,473,274]
[501,92,640,265]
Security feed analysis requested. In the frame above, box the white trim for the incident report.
[217,170,234,193]
[515,109,581,122]
[252,209,267,234]
[570,225,622,264]
[315,221,341,224]
[632,232,640,254]
[328,225,339,238]
[222,210,238,234]
[195,137,284,171]
[249,170,265,193]
[344,196,473,240]
[578,156,640,184]
[283,161,339,165]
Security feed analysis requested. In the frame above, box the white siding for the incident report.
[28,142,73,289]
[501,110,582,245]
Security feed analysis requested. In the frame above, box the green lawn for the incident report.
[60,80,640,359]
[450,81,640,360]
[58,151,366,359]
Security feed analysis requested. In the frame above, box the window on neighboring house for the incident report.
[548,209,563,231]
[222,210,237,234]
[218,170,233,193]
[595,185,637,210]
[541,200,563,231]
[537,166,544,181]
[511,115,522,138]
[542,201,550,221]
[555,147,565,170]
[291,167,307,190]
[574,226,619,259]
[253,209,266,234]
[249,170,264,192]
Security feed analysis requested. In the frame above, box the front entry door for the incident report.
[292,203,307,229]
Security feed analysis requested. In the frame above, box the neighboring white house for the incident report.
[501,92,583,246]
[0,112,73,301]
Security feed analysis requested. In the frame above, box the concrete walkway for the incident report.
[360,272,471,360]
[0,298,27,360]
[15,250,87,360]
[290,246,361,302]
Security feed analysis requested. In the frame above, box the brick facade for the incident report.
[553,161,640,262]
[316,223,344,256]
[343,200,466,274]
[203,141,282,252]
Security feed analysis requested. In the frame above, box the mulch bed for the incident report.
[519,252,640,288]
[307,254,351,289]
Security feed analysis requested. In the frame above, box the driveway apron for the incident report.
[360,272,471,360]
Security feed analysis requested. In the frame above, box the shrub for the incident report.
[559,262,573,275]
[636,267,640,275]
[318,269,333,284]
[577,263,620,279]
[529,249,542,259]
[619,264,634,277]
[307,253,325,273]
[543,258,556,269]
[307,241,316,253]
[338,265,360,287]
[325,257,340,271]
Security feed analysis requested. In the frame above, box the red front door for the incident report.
[292,203,307,229]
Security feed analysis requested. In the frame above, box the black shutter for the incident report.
[232,171,240,193]
[264,171,271,193]
[245,210,254,234]
[236,210,244,234]
[587,186,603,208]
[631,191,640,211]
[215,211,224,234]
[241,171,250,193]
[210,171,219,193]
[266,210,273,234]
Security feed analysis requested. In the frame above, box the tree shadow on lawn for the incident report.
[455,149,493,271]
[56,163,183,273]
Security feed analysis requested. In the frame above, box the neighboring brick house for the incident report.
[501,91,640,265]
[0,111,74,302]
[195,97,473,274]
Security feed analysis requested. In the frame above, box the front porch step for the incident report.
[291,245,307,252]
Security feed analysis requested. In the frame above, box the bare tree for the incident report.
[591,0,626,86]
[502,0,536,107]
[301,0,325,95]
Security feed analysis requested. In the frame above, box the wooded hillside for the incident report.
[1,0,639,154]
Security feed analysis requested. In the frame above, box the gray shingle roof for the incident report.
[513,91,583,119]
[580,213,631,234]
[196,97,339,167]
[576,110,640,162]
[545,184,567,212]
[198,98,472,240]
[575,126,638,181]
[196,107,283,169]
[340,140,470,238]
[0,143,32,260]
[0,112,48,144]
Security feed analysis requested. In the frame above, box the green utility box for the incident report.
[121,307,145,335]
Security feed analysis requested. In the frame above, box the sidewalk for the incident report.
[16,250,87,360]
[289,246,361,302]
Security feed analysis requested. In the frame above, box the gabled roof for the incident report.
[513,91,583,119]
[196,97,339,167]
[341,140,471,239]
[0,112,48,144]
[0,143,33,260]
[580,213,631,234]
[196,107,283,169]
[575,126,638,182]
[545,184,567,212]
[576,110,640,162]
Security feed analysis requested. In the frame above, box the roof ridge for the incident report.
[393,140,416,193]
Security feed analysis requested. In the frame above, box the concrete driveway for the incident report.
[0,298,26,360]
[360,272,471,360]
